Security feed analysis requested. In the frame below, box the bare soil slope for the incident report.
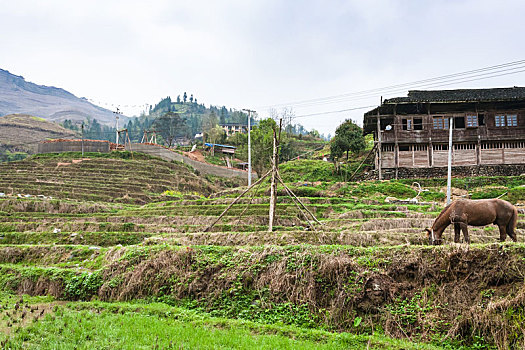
[0,114,78,153]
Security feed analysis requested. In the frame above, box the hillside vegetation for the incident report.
[0,114,77,161]
[0,152,216,203]
[0,152,524,348]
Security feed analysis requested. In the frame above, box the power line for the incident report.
[289,65,525,108]
[291,105,377,119]
[268,65,525,123]
[258,59,525,110]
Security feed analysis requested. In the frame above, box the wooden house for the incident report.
[363,87,525,177]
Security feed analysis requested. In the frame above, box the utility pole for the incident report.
[114,107,121,145]
[242,109,255,186]
[81,123,84,157]
[446,116,453,205]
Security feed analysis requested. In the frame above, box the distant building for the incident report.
[220,123,250,136]
[363,87,525,177]
[204,143,236,155]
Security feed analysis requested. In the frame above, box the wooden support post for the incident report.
[276,172,322,226]
[393,104,398,179]
[127,130,133,159]
[348,143,376,182]
[377,109,382,180]
[428,103,433,167]
[446,116,453,205]
[268,125,278,232]
[204,170,271,232]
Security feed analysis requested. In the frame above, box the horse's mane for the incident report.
[433,202,454,228]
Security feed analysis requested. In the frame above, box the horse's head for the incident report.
[424,228,443,245]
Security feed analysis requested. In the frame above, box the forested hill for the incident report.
[60,95,318,144]
[121,95,314,144]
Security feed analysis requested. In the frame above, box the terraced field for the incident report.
[1,153,525,349]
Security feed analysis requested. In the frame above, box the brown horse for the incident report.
[425,198,518,245]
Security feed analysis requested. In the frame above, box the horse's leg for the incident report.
[454,223,461,243]
[498,224,507,242]
[460,223,470,244]
[508,228,518,242]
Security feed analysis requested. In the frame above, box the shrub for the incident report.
[65,272,102,300]
[508,186,525,203]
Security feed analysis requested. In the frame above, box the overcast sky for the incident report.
[2,0,525,135]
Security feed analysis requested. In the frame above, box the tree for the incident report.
[207,125,226,145]
[308,129,321,138]
[250,118,277,176]
[330,119,365,161]
[152,112,187,148]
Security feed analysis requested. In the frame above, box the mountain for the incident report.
[0,114,78,152]
[0,68,125,126]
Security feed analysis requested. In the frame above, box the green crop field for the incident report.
[0,152,524,349]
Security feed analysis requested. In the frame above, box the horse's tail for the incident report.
[507,206,519,242]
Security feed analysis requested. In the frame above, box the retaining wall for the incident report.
[127,143,257,181]
[37,140,110,154]
[376,164,525,180]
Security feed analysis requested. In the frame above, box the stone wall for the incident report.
[37,140,110,154]
[375,164,525,180]
[127,143,257,181]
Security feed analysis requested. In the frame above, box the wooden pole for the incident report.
[276,172,322,226]
[377,109,382,180]
[268,126,278,232]
[446,116,453,205]
[348,143,377,182]
[127,130,133,160]
[280,183,316,231]
[204,170,271,232]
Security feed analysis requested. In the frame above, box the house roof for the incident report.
[384,87,525,104]
[362,87,525,134]
[219,123,248,127]
[204,143,236,149]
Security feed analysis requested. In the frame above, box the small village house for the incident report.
[220,123,249,136]
[363,87,525,178]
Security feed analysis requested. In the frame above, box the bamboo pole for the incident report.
[268,127,278,232]
[204,170,271,232]
[276,172,322,226]
[281,183,316,231]
[348,143,377,182]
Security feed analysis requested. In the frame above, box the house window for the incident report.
[478,114,485,126]
[382,144,394,152]
[495,114,518,127]
[454,116,465,129]
[495,115,506,127]
[466,115,478,127]
[402,118,413,131]
[414,118,423,130]
[507,114,518,127]
[433,144,449,151]
[433,116,449,129]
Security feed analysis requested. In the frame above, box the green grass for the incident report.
[279,159,371,183]
[1,298,442,350]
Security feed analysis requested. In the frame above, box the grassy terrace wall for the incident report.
[0,152,217,203]
[1,154,525,348]
[1,243,525,348]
